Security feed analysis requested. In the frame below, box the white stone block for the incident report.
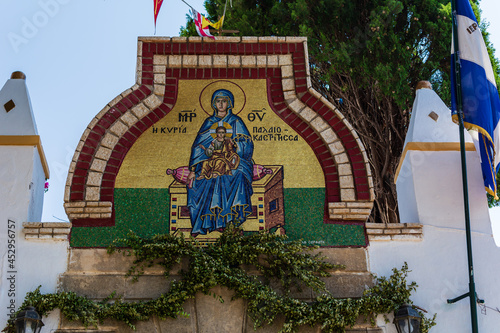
[183,55,198,68]
[85,187,100,201]
[213,55,228,67]
[90,159,107,173]
[310,116,328,132]
[153,55,167,65]
[110,121,129,137]
[241,56,256,67]
[144,94,162,109]
[101,133,119,149]
[132,103,149,119]
[228,55,241,67]
[338,163,352,176]
[341,188,356,201]
[169,55,182,67]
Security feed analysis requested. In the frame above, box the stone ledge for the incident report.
[61,274,175,300]
[58,315,164,333]
[61,271,373,301]
[67,249,180,274]
[365,223,422,229]
[366,223,423,242]
[309,247,368,272]
[328,201,373,221]
[22,222,72,240]
[138,36,308,44]
[57,312,382,333]
[62,248,370,300]
[67,213,112,219]
[65,200,113,219]
[317,272,374,299]
[23,222,71,229]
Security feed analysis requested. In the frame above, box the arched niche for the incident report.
[64,37,374,246]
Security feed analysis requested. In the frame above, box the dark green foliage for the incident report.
[181,0,500,217]
[3,229,435,333]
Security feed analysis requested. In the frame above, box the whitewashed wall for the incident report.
[0,145,68,331]
[368,88,500,332]
[0,73,68,332]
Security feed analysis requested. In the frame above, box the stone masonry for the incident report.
[22,222,71,240]
[57,247,380,333]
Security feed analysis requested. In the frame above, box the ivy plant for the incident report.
[2,227,436,332]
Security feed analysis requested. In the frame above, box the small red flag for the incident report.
[154,0,164,31]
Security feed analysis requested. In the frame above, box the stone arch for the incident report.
[64,36,374,227]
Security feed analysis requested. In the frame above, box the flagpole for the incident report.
[180,0,195,12]
[447,1,479,332]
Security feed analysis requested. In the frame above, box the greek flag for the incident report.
[451,0,500,198]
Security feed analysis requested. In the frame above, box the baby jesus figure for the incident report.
[197,126,240,180]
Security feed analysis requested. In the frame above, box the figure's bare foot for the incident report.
[191,233,200,238]
[216,228,225,232]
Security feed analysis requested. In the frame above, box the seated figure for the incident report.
[197,126,240,180]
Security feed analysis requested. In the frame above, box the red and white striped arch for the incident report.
[64,36,374,227]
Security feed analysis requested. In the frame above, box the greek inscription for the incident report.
[179,109,197,122]
[252,134,299,142]
[253,126,282,134]
[152,125,187,134]
[247,108,266,122]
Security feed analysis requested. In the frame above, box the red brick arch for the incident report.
[64,37,373,227]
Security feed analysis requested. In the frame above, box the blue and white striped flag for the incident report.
[451,0,500,198]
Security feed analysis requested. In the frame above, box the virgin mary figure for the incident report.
[187,89,254,236]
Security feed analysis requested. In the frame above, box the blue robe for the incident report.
[188,92,254,235]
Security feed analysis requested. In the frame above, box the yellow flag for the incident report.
[209,16,224,30]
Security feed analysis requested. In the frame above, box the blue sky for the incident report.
[0,0,205,222]
[1,0,500,229]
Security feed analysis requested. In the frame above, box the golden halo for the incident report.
[209,122,233,139]
[199,80,246,116]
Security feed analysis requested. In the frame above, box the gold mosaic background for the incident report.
[116,79,325,189]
